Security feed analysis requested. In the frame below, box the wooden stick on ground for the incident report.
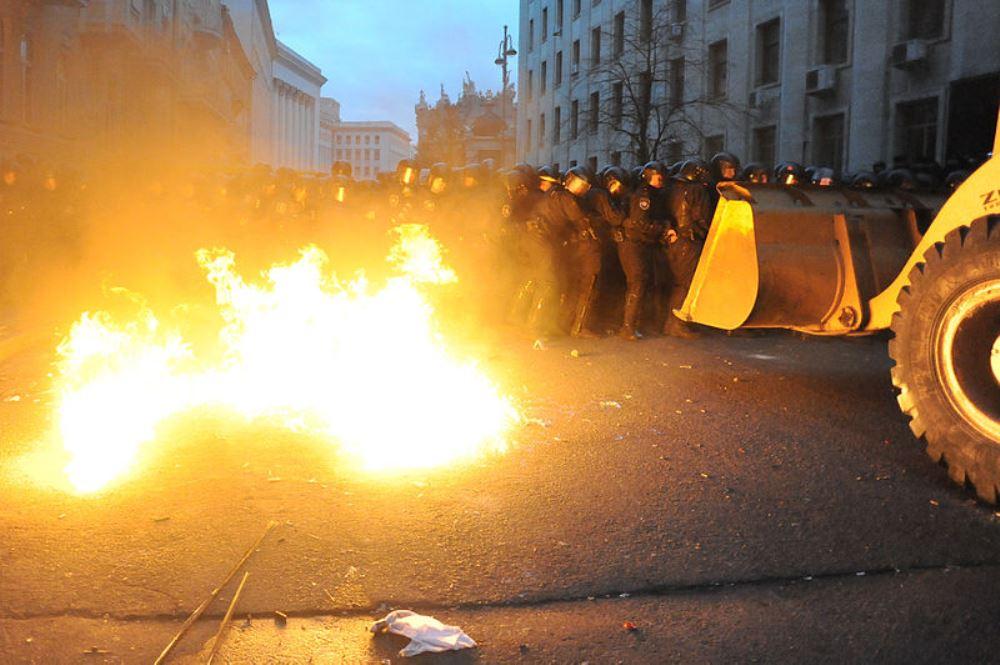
[206,571,250,665]
[154,520,277,665]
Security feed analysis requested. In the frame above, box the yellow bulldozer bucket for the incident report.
[677,182,945,334]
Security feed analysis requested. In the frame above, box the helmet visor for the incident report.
[564,173,591,196]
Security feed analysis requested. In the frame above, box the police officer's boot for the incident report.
[662,288,699,339]
[619,292,642,341]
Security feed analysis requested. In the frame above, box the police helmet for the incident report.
[774,161,805,186]
[563,165,594,197]
[675,159,711,184]
[710,152,741,182]
[640,161,668,188]
[740,162,769,184]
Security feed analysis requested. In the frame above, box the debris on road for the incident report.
[154,520,277,665]
[623,621,638,632]
[274,610,288,627]
[370,609,476,658]
[570,349,580,358]
[599,400,622,409]
[82,646,109,655]
[206,570,250,664]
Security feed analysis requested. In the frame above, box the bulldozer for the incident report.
[677,110,1000,502]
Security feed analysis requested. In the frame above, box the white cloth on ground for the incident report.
[370,609,477,657]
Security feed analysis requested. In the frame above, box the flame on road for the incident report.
[53,224,517,493]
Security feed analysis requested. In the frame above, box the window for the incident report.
[669,57,685,108]
[526,118,533,151]
[819,0,849,64]
[555,51,563,87]
[591,27,601,65]
[813,113,845,172]
[573,0,581,18]
[753,125,776,166]
[527,70,534,101]
[708,0,728,8]
[673,0,687,23]
[335,149,342,159]
[614,12,625,56]
[529,19,534,51]
[374,149,381,161]
[589,91,599,132]
[903,0,944,40]
[588,156,598,172]
[553,106,561,143]
[703,134,724,159]
[557,0,564,28]
[542,7,548,42]
[375,135,380,144]
[364,149,370,161]
[365,135,370,144]
[611,151,622,166]
[708,39,728,99]
[572,39,581,74]
[756,18,780,86]
[355,149,361,160]
[336,135,342,145]
[364,166,370,176]
[641,0,653,42]
[612,81,623,126]
[571,99,579,139]
[541,60,547,94]
[355,135,361,144]
[539,113,546,146]
[896,97,938,162]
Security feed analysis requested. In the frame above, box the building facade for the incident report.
[517,0,1000,173]
[0,0,328,173]
[272,40,325,172]
[414,76,517,167]
[317,97,342,171]
[328,120,413,180]
[0,0,255,169]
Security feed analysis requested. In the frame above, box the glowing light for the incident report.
[52,225,517,492]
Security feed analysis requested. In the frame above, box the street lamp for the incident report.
[495,25,517,167]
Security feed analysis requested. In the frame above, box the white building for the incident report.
[328,121,414,180]
[517,0,1000,173]
[272,40,326,172]
[223,0,279,165]
[318,97,342,172]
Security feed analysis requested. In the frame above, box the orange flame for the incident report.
[51,224,517,493]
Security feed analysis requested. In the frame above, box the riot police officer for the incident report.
[560,166,605,337]
[621,161,672,339]
[663,159,713,338]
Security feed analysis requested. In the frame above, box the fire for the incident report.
[52,224,517,493]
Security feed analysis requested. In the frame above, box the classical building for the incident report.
[271,40,325,172]
[0,0,255,169]
[0,0,328,172]
[222,0,279,165]
[414,76,517,167]
[317,97,342,171]
[517,0,1000,173]
[328,119,414,180]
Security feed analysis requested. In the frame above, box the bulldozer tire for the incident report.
[889,216,1000,503]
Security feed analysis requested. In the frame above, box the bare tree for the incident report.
[564,2,751,166]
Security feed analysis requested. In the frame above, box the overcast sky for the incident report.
[268,0,519,142]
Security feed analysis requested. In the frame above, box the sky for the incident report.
[268,0,520,141]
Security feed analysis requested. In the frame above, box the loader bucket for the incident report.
[677,183,944,334]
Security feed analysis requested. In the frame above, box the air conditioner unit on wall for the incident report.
[890,39,929,69]
[805,66,837,95]
[749,86,779,112]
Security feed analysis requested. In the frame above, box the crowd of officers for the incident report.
[0,152,973,339]
[489,153,971,341]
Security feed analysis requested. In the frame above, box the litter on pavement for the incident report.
[370,609,477,657]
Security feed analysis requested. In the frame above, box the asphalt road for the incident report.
[1,328,1000,663]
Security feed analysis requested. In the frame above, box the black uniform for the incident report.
[618,183,670,336]
[663,179,713,334]
[557,188,605,336]
[510,189,567,336]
